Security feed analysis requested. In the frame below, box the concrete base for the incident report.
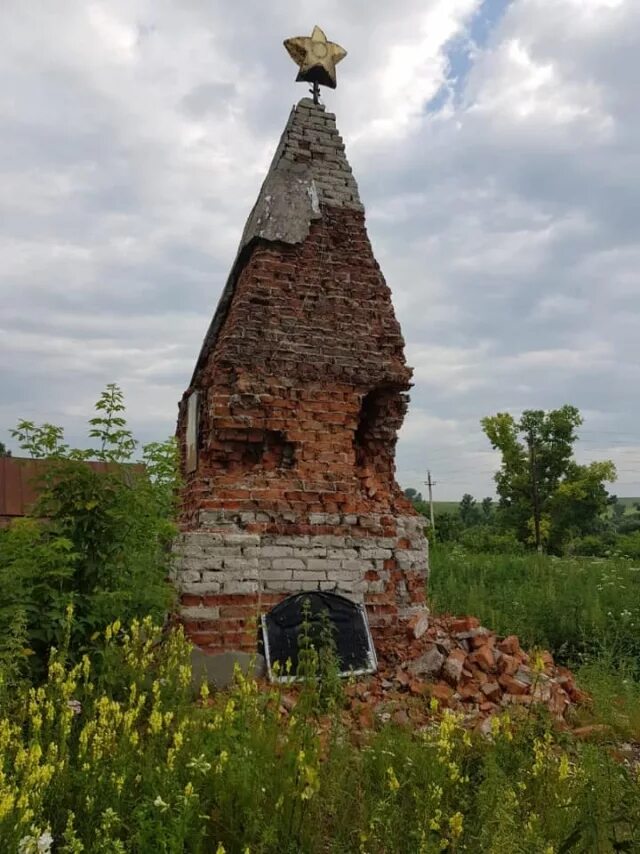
[190,647,266,691]
[174,512,428,654]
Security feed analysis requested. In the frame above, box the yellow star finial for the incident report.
[284,25,347,93]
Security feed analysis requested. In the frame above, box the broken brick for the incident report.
[443,649,467,685]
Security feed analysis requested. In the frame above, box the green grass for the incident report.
[429,545,640,739]
[615,497,639,511]
[429,547,640,663]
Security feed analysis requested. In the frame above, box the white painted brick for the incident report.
[327,548,358,560]
[258,569,293,581]
[341,559,371,571]
[306,558,342,571]
[264,580,308,591]
[176,569,201,584]
[365,581,386,594]
[307,535,343,547]
[210,546,243,557]
[292,570,327,581]
[397,550,427,569]
[201,570,223,583]
[272,558,306,570]
[291,547,327,558]
[265,536,310,546]
[222,579,258,594]
[259,546,293,557]
[297,580,324,591]
[224,533,261,547]
[199,557,225,571]
[181,580,221,595]
[198,511,239,529]
[337,579,368,593]
[375,538,396,549]
[360,548,392,560]
[326,570,360,582]
[223,557,259,571]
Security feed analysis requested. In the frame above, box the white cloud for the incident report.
[1,0,639,499]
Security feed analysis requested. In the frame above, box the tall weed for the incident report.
[0,619,639,853]
[429,546,640,665]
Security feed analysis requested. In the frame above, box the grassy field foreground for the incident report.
[2,552,640,852]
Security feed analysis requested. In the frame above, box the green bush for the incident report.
[566,533,615,557]
[4,385,177,675]
[458,526,524,555]
[614,530,640,559]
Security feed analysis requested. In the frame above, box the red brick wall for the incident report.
[177,206,416,529]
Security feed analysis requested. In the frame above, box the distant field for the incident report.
[617,497,640,511]
[432,501,459,514]
[429,498,639,516]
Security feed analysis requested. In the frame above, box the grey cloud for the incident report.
[0,0,638,499]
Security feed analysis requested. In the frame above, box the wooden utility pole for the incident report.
[527,431,542,553]
[426,470,436,541]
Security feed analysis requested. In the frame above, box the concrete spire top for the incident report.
[192,98,362,378]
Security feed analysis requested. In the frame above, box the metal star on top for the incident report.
[284,25,347,96]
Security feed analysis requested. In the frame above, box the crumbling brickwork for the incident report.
[174,98,428,654]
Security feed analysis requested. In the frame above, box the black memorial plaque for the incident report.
[261,591,377,681]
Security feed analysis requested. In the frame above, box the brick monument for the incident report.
[173,28,428,655]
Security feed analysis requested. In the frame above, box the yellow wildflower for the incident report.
[386,765,400,792]
[449,812,463,839]
[149,709,163,735]
[558,753,571,781]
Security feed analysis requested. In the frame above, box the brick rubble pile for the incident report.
[341,614,587,731]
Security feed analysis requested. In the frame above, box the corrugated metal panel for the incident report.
[0,457,145,521]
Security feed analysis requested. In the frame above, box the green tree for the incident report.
[459,493,480,527]
[0,441,10,457]
[481,406,616,552]
[481,496,494,521]
[403,487,423,503]
[7,384,178,671]
[432,511,463,543]
[610,496,625,523]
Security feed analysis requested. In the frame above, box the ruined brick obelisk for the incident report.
[174,39,428,653]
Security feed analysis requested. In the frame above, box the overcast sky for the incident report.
[1,0,639,500]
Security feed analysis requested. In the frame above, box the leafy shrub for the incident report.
[459,526,525,554]
[614,531,640,559]
[0,520,75,684]
[4,385,177,674]
[566,533,615,557]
